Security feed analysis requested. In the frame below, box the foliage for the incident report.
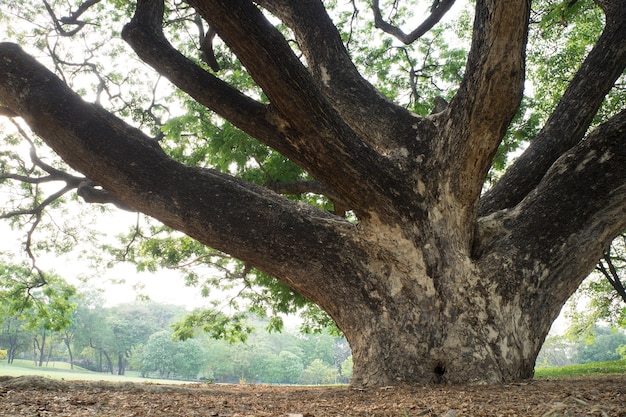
[172,309,253,343]
[574,327,626,364]
[139,330,206,380]
[0,261,76,332]
[617,344,626,359]
[528,0,606,124]
[537,328,626,368]
[341,355,353,380]
[299,359,340,385]
[566,278,626,338]
[564,233,626,334]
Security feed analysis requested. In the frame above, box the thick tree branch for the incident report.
[121,0,275,145]
[1,120,131,212]
[0,42,363,305]
[479,109,626,305]
[187,0,329,130]
[127,0,423,222]
[265,180,350,215]
[257,0,423,154]
[480,4,626,216]
[436,0,530,217]
[371,0,456,45]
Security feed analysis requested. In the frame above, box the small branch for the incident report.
[167,251,232,270]
[23,207,47,287]
[115,214,142,263]
[8,119,84,185]
[43,0,85,37]
[0,173,55,184]
[61,0,102,23]
[195,13,221,72]
[372,0,456,44]
[0,184,75,219]
[597,250,626,304]
[42,0,102,37]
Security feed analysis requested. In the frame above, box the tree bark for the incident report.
[0,0,625,386]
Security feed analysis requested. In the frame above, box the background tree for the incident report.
[0,0,625,386]
[172,337,206,380]
[137,329,206,379]
[0,262,76,366]
[341,355,354,381]
[103,303,178,375]
[566,233,626,335]
[535,335,576,368]
[299,359,340,385]
[0,313,30,364]
[278,350,304,384]
[140,330,177,378]
[203,339,238,383]
[573,327,626,364]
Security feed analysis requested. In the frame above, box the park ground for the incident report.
[0,372,625,416]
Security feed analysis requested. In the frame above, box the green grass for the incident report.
[0,360,193,384]
[534,359,626,379]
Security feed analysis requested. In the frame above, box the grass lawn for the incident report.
[534,359,626,379]
[0,359,193,384]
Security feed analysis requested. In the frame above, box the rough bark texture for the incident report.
[0,0,625,386]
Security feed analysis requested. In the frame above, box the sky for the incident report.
[0,210,206,309]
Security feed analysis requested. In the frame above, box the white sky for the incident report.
[0,211,206,309]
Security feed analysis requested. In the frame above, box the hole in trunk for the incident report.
[433,363,446,384]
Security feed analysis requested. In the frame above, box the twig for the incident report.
[371,0,456,44]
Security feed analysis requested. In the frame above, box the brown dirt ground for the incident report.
[0,375,624,416]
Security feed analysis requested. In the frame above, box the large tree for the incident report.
[0,0,625,386]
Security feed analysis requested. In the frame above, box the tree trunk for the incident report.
[64,337,74,370]
[102,350,115,375]
[34,332,46,367]
[117,353,125,376]
[45,342,53,367]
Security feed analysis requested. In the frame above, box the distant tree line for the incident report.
[1,258,623,381]
[0,282,352,384]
